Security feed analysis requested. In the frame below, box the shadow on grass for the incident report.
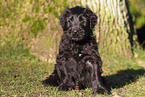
[104,69,145,91]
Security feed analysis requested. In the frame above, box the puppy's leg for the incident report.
[42,66,60,86]
[86,61,109,94]
[58,58,77,91]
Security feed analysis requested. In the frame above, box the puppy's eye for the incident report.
[68,17,73,22]
[81,19,86,25]
[79,16,83,21]
[79,16,86,24]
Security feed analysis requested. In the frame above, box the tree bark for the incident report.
[81,0,135,58]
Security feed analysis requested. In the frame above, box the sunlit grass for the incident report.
[0,39,145,96]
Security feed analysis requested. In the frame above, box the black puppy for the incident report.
[42,6,109,94]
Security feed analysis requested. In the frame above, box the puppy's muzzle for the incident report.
[72,26,79,33]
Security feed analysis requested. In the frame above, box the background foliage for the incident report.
[129,0,145,28]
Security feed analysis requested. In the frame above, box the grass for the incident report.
[0,40,145,97]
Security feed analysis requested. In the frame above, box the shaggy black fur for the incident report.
[42,6,109,94]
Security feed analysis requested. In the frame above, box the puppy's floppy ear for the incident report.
[83,8,97,30]
[59,6,71,31]
[90,13,97,30]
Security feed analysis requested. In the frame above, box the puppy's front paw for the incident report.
[58,84,73,91]
[93,87,110,95]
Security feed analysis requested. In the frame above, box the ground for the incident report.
[0,44,145,97]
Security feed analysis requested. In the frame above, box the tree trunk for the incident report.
[81,0,135,58]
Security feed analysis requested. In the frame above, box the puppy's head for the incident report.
[60,6,97,41]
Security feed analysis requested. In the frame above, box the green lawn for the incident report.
[0,43,145,97]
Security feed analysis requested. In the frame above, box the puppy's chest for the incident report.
[71,44,92,58]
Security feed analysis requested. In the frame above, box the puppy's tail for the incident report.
[42,69,60,86]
